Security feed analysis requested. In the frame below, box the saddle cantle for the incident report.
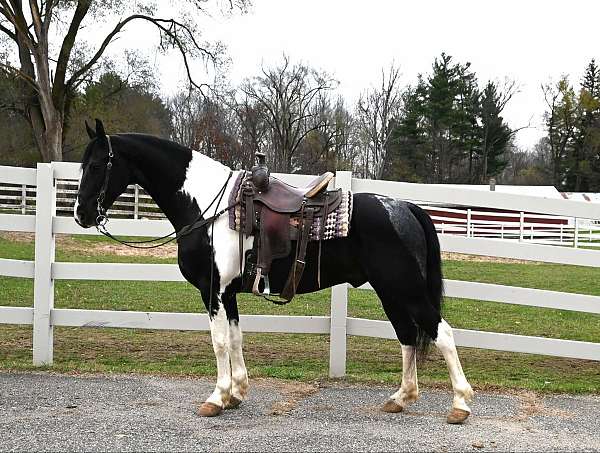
[229,153,352,304]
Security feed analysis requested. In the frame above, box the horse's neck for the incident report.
[179,151,234,214]
[125,139,234,231]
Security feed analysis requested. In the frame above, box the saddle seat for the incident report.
[251,172,334,213]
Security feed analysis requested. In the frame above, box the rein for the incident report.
[94,135,238,248]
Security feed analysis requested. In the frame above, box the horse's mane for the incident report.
[81,133,191,168]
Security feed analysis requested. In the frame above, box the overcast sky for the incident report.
[126,0,600,150]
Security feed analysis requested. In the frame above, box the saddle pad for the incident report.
[228,172,353,240]
[307,190,352,240]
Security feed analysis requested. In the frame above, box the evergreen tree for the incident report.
[478,81,512,182]
[571,59,600,191]
[386,83,429,182]
[388,53,514,184]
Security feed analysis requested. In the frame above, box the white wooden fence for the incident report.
[1,163,600,377]
[3,177,600,246]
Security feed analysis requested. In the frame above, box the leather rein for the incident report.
[93,135,238,249]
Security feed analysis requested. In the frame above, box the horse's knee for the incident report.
[213,340,228,355]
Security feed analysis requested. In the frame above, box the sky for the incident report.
[113,0,600,150]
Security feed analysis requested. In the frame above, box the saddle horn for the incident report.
[251,152,270,192]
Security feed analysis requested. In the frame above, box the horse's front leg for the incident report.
[198,299,232,417]
[222,290,248,408]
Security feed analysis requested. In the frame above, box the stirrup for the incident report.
[252,268,270,296]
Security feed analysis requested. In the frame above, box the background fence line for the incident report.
[1,162,600,375]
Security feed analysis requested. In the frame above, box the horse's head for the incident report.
[74,119,132,228]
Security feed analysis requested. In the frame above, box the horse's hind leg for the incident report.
[382,342,419,413]
[434,319,474,424]
[370,281,422,413]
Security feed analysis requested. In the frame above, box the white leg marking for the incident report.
[228,320,248,401]
[390,345,419,408]
[435,319,474,412]
[206,302,232,407]
[178,152,255,408]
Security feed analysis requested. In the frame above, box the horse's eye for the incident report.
[89,164,102,172]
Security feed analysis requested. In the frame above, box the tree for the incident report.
[386,83,429,182]
[232,94,269,170]
[424,53,478,182]
[542,77,578,189]
[477,81,516,182]
[239,56,335,172]
[355,64,403,179]
[499,138,552,185]
[63,70,171,161]
[571,59,600,191]
[0,70,37,165]
[0,0,248,162]
[387,54,517,184]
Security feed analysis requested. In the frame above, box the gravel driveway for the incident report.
[1,372,599,452]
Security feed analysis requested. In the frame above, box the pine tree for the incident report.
[477,82,512,182]
[571,59,600,191]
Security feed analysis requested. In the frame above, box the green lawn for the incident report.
[1,233,600,394]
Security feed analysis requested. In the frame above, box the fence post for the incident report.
[33,163,56,366]
[466,208,472,237]
[329,170,352,378]
[560,225,563,243]
[574,217,579,248]
[134,184,139,219]
[519,212,524,242]
[21,184,27,214]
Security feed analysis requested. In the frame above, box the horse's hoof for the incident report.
[447,408,470,424]
[197,402,223,417]
[225,396,243,409]
[381,399,404,413]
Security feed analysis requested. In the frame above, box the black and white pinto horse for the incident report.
[74,120,474,424]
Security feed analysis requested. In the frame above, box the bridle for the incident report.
[92,134,239,248]
[95,135,115,228]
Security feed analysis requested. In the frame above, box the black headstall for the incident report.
[95,135,114,228]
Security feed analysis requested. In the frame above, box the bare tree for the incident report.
[356,64,403,179]
[239,55,335,172]
[169,90,204,149]
[231,94,269,169]
[0,0,248,162]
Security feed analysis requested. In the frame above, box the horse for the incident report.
[74,119,474,424]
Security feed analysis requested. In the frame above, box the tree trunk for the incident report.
[29,99,64,162]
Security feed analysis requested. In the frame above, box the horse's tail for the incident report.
[408,203,444,358]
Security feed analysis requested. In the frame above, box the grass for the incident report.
[1,232,600,394]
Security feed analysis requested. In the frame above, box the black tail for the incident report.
[407,203,444,359]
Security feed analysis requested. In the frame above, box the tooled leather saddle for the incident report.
[237,153,344,304]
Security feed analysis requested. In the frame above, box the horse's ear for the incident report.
[85,120,96,139]
[95,118,106,139]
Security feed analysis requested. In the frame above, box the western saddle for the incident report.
[239,153,343,303]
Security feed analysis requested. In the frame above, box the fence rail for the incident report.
[3,165,600,246]
[1,162,600,376]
